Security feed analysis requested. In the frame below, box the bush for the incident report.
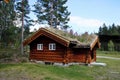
[0,48,28,63]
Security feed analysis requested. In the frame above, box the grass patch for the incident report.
[95,58,120,80]
[0,50,120,80]
[97,50,120,58]
[0,57,120,80]
[0,63,93,80]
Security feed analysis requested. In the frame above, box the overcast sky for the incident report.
[29,0,120,34]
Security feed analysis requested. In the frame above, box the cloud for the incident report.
[30,23,49,32]
[30,16,103,33]
[69,16,103,28]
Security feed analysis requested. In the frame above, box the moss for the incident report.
[45,27,97,44]
[24,27,98,47]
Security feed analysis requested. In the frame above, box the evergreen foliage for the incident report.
[108,40,114,51]
[0,0,16,47]
[98,23,120,35]
[33,0,70,30]
[98,23,120,51]
[15,0,32,38]
[0,0,31,48]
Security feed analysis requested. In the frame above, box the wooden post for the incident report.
[63,48,70,64]
[85,50,91,64]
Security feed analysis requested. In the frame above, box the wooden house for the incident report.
[23,27,100,64]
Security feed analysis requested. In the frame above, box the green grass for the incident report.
[97,50,120,58]
[0,59,120,80]
[0,63,93,80]
[0,50,120,80]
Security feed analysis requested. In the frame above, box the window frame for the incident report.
[37,44,43,50]
[49,43,56,50]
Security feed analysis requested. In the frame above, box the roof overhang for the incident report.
[72,36,100,50]
[23,28,70,47]
[90,36,100,50]
[23,27,100,49]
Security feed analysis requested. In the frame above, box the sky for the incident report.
[29,0,120,34]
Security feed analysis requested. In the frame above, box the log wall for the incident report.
[29,35,66,63]
[70,49,88,63]
[29,35,97,64]
[69,48,96,63]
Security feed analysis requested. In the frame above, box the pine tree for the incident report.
[0,0,16,47]
[102,23,108,35]
[15,0,31,35]
[117,25,120,34]
[111,23,119,35]
[98,23,120,35]
[98,26,102,35]
[15,0,31,54]
[33,0,70,30]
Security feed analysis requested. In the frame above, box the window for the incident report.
[49,43,56,50]
[37,44,43,50]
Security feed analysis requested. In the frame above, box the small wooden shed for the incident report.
[23,27,100,64]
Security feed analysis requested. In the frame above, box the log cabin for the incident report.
[23,27,100,64]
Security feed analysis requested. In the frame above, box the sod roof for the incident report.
[23,27,100,49]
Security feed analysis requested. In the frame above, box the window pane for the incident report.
[49,43,56,50]
[53,44,56,50]
[37,44,43,50]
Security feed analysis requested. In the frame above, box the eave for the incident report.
[23,28,71,47]
[90,36,100,50]
[72,36,100,50]
[23,27,100,49]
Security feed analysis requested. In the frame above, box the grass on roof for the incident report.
[45,27,97,44]
[26,27,97,45]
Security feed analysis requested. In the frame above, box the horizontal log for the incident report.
[30,53,64,57]
[30,51,65,54]
[30,56,64,63]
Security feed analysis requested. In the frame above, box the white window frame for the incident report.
[49,43,56,50]
[37,44,43,50]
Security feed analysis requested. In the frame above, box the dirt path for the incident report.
[97,56,120,60]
